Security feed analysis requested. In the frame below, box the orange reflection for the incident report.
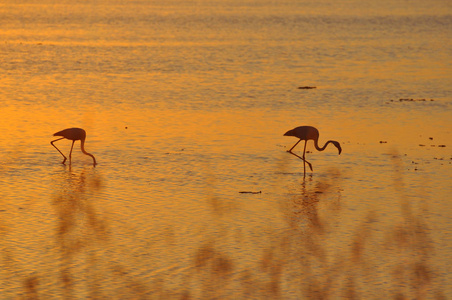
[1,98,450,298]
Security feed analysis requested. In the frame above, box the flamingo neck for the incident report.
[313,138,331,152]
[80,139,97,165]
[314,139,341,154]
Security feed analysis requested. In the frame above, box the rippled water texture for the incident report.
[1,0,451,298]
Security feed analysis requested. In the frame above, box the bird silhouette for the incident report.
[284,126,341,175]
[51,128,97,166]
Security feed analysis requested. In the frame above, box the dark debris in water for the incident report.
[239,191,262,194]
[297,86,317,89]
[419,144,446,147]
[433,157,451,161]
[386,98,435,104]
[165,148,187,155]
[387,98,435,103]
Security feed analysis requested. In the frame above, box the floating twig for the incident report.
[388,98,435,102]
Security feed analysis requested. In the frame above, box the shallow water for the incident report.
[1,0,451,298]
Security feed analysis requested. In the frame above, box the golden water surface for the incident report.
[1,0,451,299]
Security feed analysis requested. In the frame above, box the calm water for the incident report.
[1,0,451,298]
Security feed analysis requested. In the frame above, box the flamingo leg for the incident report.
[69,140,75,163]
[51,137,67,164]
[288,139,301,152]
[303,140,307,174]
[287,139,313,173]
[303,141,313,171]
[302,140,313,171]
[287,151,313,172]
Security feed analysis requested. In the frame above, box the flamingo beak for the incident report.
[283,129,293,136]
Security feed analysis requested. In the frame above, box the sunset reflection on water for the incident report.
[1,0,451,298]
[1,101,450,298]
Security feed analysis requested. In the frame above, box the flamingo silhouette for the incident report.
[284,126,341,175]
[51,128,97,166]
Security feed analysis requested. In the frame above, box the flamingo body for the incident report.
[53,127,86,141]
[284,126,341,175]
[51,128,96,166]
